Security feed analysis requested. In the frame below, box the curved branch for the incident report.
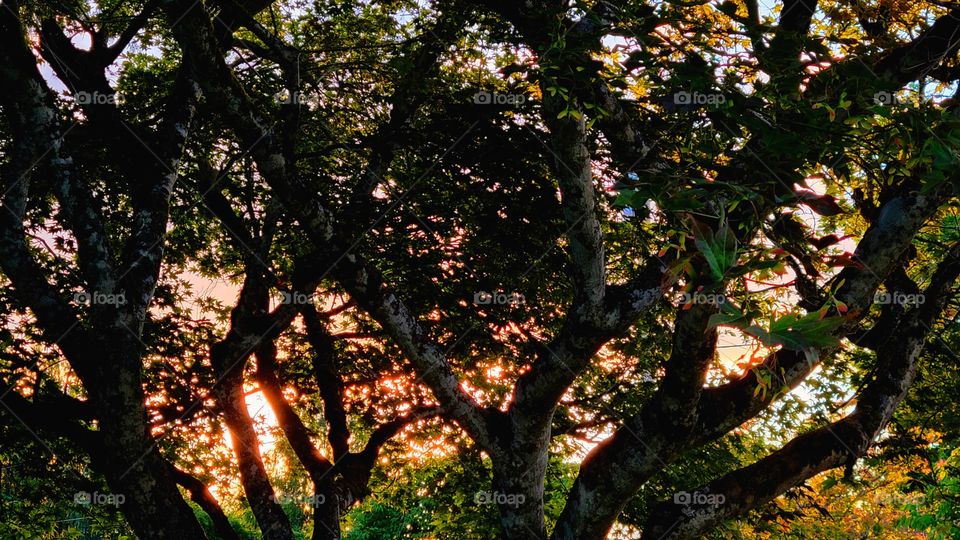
[642,243,960,539]
[300,304,351,462]
[210,274,294,540]
[165,0,493,449]
[551,187,948,539]
[255,339,333,481]
[169,465,243,540]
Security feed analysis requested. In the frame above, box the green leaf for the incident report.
[692,219,738,282]
[743,309,844,353]
[612,189,637,208]
[707,301,753,330]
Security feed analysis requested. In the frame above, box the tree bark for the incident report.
[171,466,243,540]
[89,346,209,539]
[212,334,294,540]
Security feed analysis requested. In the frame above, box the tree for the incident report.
[1,0,959,538]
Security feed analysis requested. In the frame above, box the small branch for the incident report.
[100,0,162,65]
[169,465,242,540]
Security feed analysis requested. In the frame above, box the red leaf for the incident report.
[810,234,854,250]
[823,253,863,269]
[810,234,839,249]
[795,189,845,216]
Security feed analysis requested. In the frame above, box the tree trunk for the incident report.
[311,482,342,540]
[89,347,207,539]
[171,466,242,540]
[490,413,550,540]
[214,366,294,540]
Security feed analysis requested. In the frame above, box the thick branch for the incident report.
[0,13,101,379]
[357,406,441,465]
[255,340,333,481]
[695,189,946,440]
[165,1,493,449]
[9,20,119,306]
[511,258,671,421]
[550,300,717,539]
[0,386,102,453]
[169,465,243,540]
[118,69,201,323]
[641,244,960,539]
[762,0,818,90]
[301,305,351,461]
[38,17,200,324]
[210,275,294,540]
[807,7,960,101]
[551,188,947,539]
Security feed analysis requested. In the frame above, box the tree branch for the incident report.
[551,187,947,539]
[210,273,295,540]
[169,465,243,540]
[300,304,351,462]
[100,0,163,65]
[255,338,333,481]
[165,0,493,449]
[642,243,960,539]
